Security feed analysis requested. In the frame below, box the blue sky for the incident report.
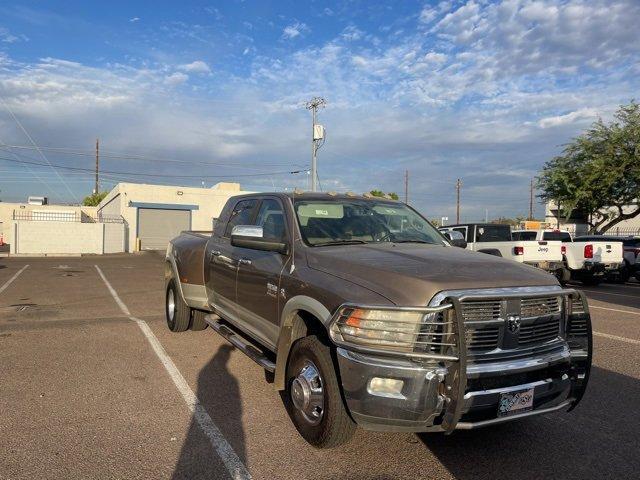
[1,0,639,220]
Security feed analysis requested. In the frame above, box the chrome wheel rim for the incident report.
[291,360,324,425]
[167,288,176,323]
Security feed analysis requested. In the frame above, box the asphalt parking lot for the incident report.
[1,254,639,480]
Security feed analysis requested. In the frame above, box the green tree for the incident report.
[538,101,640,233]
[82,191,108,206]
[369,190,399,200]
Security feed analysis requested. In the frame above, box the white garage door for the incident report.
[138,208,191,250]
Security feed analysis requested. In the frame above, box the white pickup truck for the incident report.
[440,223,563,276]
[512,230,624,285]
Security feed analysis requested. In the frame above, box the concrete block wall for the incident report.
[103,223,126,254]
[9,221,125,255]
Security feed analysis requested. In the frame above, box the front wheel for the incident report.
[284,335,356,448]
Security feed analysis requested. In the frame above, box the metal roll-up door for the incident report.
[138,208,191,250]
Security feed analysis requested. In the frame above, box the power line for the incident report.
[0,144,307,169]
[0,97,80,203]
[0,155,305,179]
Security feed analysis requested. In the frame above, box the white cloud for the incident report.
[538,108,599,128]
[323,8,334,16]
[341,25,363,41]
[164,72,189,86]
[178,60,211,74]
[0,27,28,43]
[282,22,309,40]
[129,17,140,23]
[0,1,638,218]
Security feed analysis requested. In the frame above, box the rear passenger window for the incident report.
[225,199,258,237]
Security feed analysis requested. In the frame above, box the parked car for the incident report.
[575,235,640,283]
[166,193,592,448]
[512,230,623,285]
[440,223,564,277]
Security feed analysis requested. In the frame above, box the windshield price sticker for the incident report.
[498,388,534,417]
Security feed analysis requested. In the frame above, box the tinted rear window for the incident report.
[475,225,511,242]
[512,231,536,241]
[542,231,572,242]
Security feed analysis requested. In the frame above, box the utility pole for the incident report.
[94,138,99,195]
[305,97,326,192]
[528,178,534,220]
[456,178,462,223]
[404,170,409,204]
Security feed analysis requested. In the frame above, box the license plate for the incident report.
[498,388,534,417]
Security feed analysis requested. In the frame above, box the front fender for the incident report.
[273,295,332,390]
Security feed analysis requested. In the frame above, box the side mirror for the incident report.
[230,225,289,254]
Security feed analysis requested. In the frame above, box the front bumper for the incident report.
[335,291,592,433]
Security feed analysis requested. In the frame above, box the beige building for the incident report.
[97,182,250,252]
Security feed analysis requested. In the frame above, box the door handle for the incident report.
[238,258,252,265]
[209,250,221,262]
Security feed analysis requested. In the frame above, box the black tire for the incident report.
[556,268,571,285]
[166,279,191,332]
[613,265,631,284]
[284,335,356,448]
[635,272,640,283]
[190,310,208,331]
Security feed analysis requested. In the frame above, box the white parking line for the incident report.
[581,289,640,300]
[594,332,640,345]
[589,305,640,315]
[0,265,29,295]
[95,265,251,480]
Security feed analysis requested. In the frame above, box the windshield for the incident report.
[294,199,447,246]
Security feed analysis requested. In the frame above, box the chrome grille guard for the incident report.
[329,288,592,432]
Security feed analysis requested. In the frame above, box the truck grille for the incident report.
[460,294,563,356]
[461,300,501,323]
[567,316,588,336]
[518,317,560,345]
[521,296,560,317]
[466,326,501,353]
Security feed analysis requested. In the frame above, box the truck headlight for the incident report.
[330,307,447,353]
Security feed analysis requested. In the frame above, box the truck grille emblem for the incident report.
[506,314,521,333]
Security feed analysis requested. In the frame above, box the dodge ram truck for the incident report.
[165,192,592,448]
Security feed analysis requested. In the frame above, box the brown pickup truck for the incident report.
[165,192,592,448]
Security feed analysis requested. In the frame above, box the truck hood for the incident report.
[305,243,559,306]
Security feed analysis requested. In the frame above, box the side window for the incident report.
[225,199,258,237]
[254,199,287,243]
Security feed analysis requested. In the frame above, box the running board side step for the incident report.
[204,314,276,373]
